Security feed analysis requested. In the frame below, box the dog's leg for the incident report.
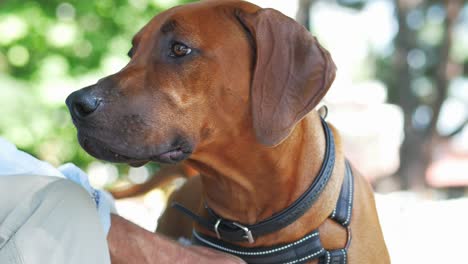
[156,175,202,239]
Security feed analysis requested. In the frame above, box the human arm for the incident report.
[107,214,245,264]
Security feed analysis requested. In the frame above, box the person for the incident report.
[0,137,245,264]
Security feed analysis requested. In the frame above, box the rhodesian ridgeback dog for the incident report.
[66,0,390,263]
[109,163,198,199]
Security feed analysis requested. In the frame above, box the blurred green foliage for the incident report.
[0,0,193,169]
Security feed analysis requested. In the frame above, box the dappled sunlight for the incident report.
[88,161,119,188]
[47,23,79,47]
[115,190,167,232]
[0,15,28,45]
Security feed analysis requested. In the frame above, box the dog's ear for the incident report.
[237,8,336,146]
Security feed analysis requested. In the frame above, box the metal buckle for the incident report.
[232,222,255,244]
[214,218,222,240]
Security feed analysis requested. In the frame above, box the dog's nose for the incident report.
[66,88,102,119]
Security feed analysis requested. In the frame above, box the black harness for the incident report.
[173,118,354,264]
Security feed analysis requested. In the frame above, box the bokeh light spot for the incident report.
[88,162,119,188]
[7,45,30,67]
[73,41,93,58]
[406,9,425,30]
[47,23,78,47]
[153,0,179,9]
[56,2,76,21]
[79,14,101,32]
[0,15,28,45]
[426,5,445,25]
[407,49,427,69]
[129,0,149,10]
[437,98,468,135]
[411,77,434,99]
[128,166,150,184]
[412,105,433,130]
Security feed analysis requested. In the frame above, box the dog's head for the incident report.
[66,0,336,166]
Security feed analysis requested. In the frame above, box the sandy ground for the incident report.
[115,192,468,263]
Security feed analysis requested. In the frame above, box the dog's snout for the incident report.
[66,88,102,120]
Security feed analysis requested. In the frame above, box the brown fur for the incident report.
[109,163,198,199]
[68,1,390,263]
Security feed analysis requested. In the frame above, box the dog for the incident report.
[109,162,198,199]
[66,0,390,263]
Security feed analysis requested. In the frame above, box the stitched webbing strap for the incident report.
[330,161,354,227]
[172,117,335,243]
[318,250,347,264]
[192,229,326,264]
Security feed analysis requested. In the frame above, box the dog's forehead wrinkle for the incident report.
[160,19,178,34]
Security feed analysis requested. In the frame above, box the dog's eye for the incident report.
[170,42,192,57]
[127,47,135,58]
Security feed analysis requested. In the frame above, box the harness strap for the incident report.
[172,117,336,243]
[191,162,355,264]
[330,161,354,227]
[318,250,347,264]
[193,229,326,264]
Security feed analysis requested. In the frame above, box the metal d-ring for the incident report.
[318,105,329,120]
[345,226,352,250]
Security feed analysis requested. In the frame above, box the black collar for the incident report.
[172,117,336,244]
[191,161,354,264]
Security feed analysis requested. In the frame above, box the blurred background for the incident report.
[0,0,467,262]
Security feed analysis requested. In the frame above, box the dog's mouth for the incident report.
[79,135,193,166]
[153,147,192,163]
[80,137,149,167]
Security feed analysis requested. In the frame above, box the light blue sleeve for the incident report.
[0,137,114,235]
[59,163,116,235]
[0,137,64,177]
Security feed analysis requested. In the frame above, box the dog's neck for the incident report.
[188,112,344,241]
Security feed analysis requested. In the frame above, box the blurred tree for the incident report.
[296,0,315,31]
[297,0,467,190]
[387,0,464,189]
